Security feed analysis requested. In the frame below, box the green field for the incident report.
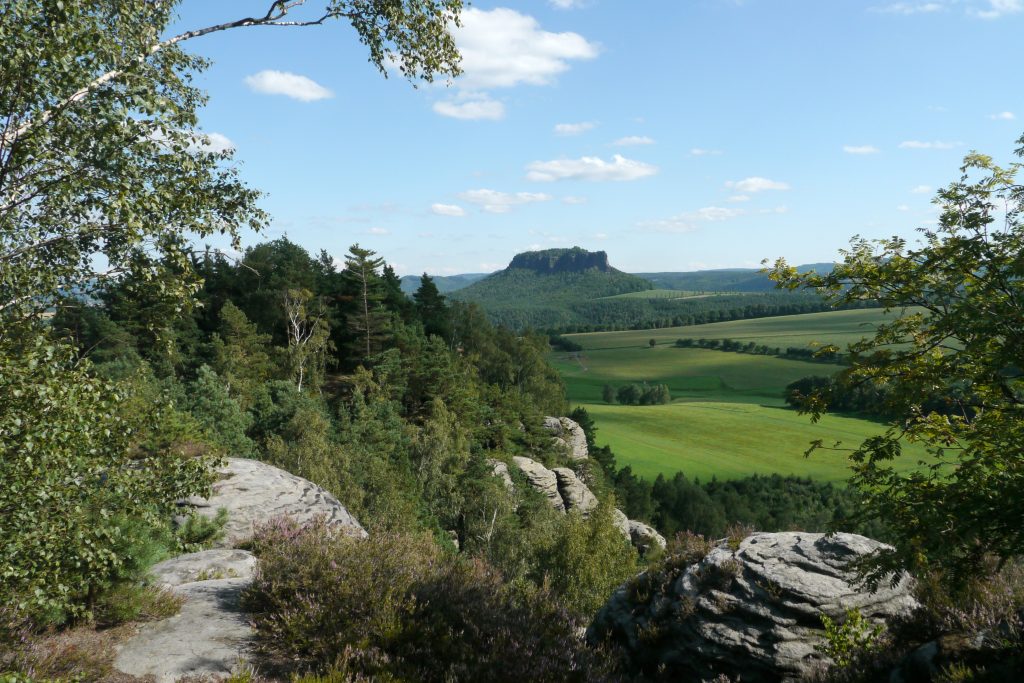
[551,308,929,483]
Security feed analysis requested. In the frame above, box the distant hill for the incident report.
[399,273,490,295]
[637,263,835,292]
[451,247,653,328]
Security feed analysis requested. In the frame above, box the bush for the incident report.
[243,516,619,681]
[0,335,217,626]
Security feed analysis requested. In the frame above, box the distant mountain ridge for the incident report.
[399,272,490,295]
[508,247,614,274]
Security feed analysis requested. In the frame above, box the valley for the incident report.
[550,309,930,482]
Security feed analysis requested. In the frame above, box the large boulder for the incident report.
[542,416,589,461]
[181,457,367,548]
[588,532,918,682]
[553,467,598,514]
[628,520,667,553]
[512,456,565,512]
[487,458,515,492]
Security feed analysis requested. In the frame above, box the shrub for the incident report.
[817,609,885,669]
[243,516,619,681]
[0,335,217,625]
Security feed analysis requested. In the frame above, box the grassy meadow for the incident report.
[551,308,930,483]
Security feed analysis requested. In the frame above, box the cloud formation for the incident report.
[989,111,1016,120]
[843,145,880,154]
[690,148,723,156]
[431,203,466,217]
[554,122,596,136]
[899,140,958,149]
[614,135,655,146]
[433,94,505,120]
[911,184,933,194]
[872,2,944,14]
[526,154,658,182]
[459,189,553,213]
[639,206,744,234]
[725,177,790,192]
[244,70,333,101]
[975,0,1023,18]
[452,8,599,89]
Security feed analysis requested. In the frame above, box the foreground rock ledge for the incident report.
[588,532,918,683]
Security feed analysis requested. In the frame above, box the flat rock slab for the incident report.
[114,578,253,682]
[150,549,257,588]
[194,457,367,547]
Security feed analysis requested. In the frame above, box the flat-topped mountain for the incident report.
[450,248,654,328]
[508,247,614,274]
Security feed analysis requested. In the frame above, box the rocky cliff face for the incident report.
[588,532,918,682]
[508,247,613,274]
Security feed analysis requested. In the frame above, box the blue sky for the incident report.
[171,0,1023,276]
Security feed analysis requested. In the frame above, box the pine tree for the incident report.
[341,244,392,364]
[413,273,450,340]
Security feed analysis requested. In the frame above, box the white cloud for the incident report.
[562,195,588,204]
[431,203,466,217]
[639,206,744,234]
[593,232,608,240]
[897,204,911,211]
[911,184,933,194]
[550,0,585,8]
[899,140,959,149]
[244,70,333,102]
[614,135,655,146]
[479,262,504,271]
[526,154,658,182]
[989,111,1016,120]
[459,189,552,213]
[555,121,596,136]
[759,206,790,214]
[727,195,751,203]
[872,2,944,14]
[690,148,723,156]
[433,94,505,120]
[843,145,880,154]
[725,177,790,192]
[452,8,599,89]
[368,227,390,235]
[975,0,1023,18]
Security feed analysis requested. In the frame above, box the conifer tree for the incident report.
[341,244,392,363]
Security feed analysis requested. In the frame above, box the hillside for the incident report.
[637,263,835,292]
[399,272,490,295]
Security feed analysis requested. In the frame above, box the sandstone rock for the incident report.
[552,466,598,514]
[114,578,253,682]
[192,457,367,548]
[612,508,631,538]
[149,549,257,588]
[487,458,515,492]
[542,416,589,460]
[628,520,667,553]
[512,456,565,512]
[588,532,917,682]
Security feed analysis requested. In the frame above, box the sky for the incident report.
[170,0,1024,276]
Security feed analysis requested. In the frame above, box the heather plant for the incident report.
[243,516,621,681]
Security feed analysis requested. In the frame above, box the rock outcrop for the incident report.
[487,458,515,492]
[512,456,565,512]
[542,416,589,461]
[507,454,665,553]
[180,457,367,547]
[117,459,366,682]
[588,532,917,682]
[115,550,257,682]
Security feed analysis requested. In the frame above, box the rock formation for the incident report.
[507,450,666,553]
[179,457,367,547]
[542,415,589,461]
[588,532,918,682]
[117,458,366,682]
[114,550,257,682]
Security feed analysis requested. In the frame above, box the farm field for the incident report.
[598,289,726,300]
[566,307,903,351]
[550,308,930,483]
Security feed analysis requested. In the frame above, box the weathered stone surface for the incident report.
[552,467,598,514]
[149,549,257,588]
[612,508,631,538]
[193,457,367,548]
[628,520,667,552]
[114,578,253,682]
[542,416,589,460]
[512,456,565,512]
[588,532,918,683]
[487,458,515,492]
